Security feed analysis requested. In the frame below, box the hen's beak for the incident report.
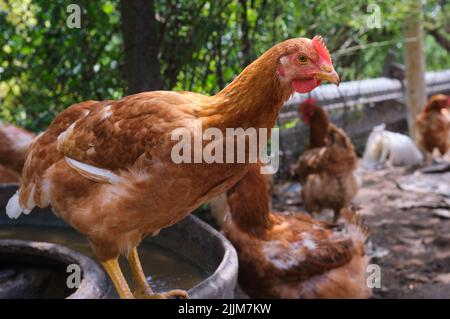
[315,66,340,85]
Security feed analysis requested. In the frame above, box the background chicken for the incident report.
[362,123,423,169]
[415,94,450,164]
[0,122,36,183]
[0,165,20,183]
[224,164,371,299]
[292,99,358,221]
[6,36,339,298]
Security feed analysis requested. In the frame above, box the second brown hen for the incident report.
[224,164,371,299]
[293,99,358,221]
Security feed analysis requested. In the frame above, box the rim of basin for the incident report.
[0,239,111,299]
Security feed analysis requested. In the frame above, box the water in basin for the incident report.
[0,225,207,295]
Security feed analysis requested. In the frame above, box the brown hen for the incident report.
[416,94,450,163]
[7,37,339,298]
[224,164,371,299]
[292,100,358,221]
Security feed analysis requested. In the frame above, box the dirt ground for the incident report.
[271,163,450,299]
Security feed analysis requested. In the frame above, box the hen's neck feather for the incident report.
[309,106,330,148]
[424,103,444,114]
[198,45,293,129]
[227,165,273,237]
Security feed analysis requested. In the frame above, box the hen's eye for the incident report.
[297,55,308,64]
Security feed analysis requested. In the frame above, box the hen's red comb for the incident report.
[312,35,332,64]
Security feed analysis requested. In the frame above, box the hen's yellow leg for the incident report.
[127,247,189,299]
[101,258,134,299]
[127,247,154,297]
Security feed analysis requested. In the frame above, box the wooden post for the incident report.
[404,0,427,140]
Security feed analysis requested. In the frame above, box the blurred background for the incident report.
[0,0,449,132]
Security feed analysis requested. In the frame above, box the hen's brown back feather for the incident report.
[19,101,96,208]
[57,92,211,170]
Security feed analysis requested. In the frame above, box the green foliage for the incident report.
[0,0,123,130]
[0,0,449,131]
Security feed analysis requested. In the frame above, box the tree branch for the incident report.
[427,28,450,53]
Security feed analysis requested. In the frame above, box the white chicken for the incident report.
[362,124,423,169]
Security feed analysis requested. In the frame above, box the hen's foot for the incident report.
[134,288,189,299]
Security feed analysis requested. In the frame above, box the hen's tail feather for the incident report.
[65,157,120,184]
[6,190,31,219]
[341,205,369,244]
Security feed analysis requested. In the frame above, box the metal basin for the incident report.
[0,239,110,299]
[0,184,238,299]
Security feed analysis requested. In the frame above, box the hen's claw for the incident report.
[135,289,189,299]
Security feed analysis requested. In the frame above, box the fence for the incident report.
[277,69,450,178]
